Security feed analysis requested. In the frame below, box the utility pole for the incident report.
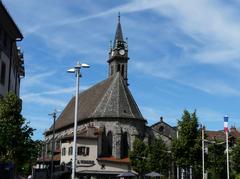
[202,124,205,179]
[177,128,179,179]
[49,109,61,179]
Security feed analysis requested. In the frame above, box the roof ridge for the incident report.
[123,81,144,119]
[100,74,119,117]
[116,73,120,117]
[119,74,134,117]
[91,74,119,117]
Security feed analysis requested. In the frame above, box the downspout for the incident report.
[7,39,13,92]
[8,37,22,94]
[16,37,23,96]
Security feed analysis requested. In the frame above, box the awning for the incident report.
[117,171,136,177]
[145,171,164,177]
[78,170,122,175]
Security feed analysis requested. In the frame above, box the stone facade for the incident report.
[45,117,147,159]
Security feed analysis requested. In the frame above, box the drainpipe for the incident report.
[8,37,22,94]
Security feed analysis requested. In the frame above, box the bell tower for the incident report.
[108,13,129,85]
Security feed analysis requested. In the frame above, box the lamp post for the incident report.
[68,62,90,179]
[49,109,61,179]
[224,115,230,179]
[201,124,205,179]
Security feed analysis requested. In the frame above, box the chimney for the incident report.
[160,116,163,122]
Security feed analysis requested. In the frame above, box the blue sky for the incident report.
[3,0,240,139]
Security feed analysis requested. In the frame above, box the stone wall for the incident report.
[45,117,147,159]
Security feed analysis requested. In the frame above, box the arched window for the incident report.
[62,147,66,156]
[107,131,113,156]
[111,66,113,75]
[117,64,120,72]
[101,127,107,156]
[159,126,164,134]
[121,132,129,158]
[121,65,124,77]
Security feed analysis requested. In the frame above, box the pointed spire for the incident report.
[118,12,121,23]
[113,12,124,48]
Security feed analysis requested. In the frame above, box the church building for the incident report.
[42,15,176,178]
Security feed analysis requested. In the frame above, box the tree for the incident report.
[149,137,171,176]
[129,137,149,175]
[172,110,202,177]
[206,140,226,178]
[0,93,38,176]
[231,139,240,174]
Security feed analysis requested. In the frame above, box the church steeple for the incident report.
[113,13,124,48]
[108,13,129,85]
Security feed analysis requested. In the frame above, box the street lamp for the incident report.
[68,62,90,179]
[49,109,61,179]
[201,124,205,179]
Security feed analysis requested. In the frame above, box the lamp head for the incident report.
[67,68,76,73]
[81,63,90,68]
[67,63,90,73]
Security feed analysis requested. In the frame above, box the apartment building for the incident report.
[0,1,24,97]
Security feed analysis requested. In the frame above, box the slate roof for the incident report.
[51,73,144,132]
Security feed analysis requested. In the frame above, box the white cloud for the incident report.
[187,80,240,96]
[150,0,240,65]
[26,116,52,130]
[132,57,182,79]
[197,108,223,123]
[22,71,56,88]
[140,106,160,122]
[22,95,67,107]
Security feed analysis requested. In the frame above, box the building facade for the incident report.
[0,1,25,98]
[41,15,175,178]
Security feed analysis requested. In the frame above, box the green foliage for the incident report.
[235,174,240,179]
[148,138,171,175]
[206,140,226,178]
[129,137,171,177]
[172,110,202,174]
[0,93,39,175]
[129,138,149,174]
[231,141,240,173]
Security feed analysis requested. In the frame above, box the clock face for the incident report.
[119,49,125,55]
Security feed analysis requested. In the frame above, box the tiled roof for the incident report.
[61,126,99,140]
[206,130,225,140]
[38,153,60,162]
[230,127,240,138]
[206,128,240,141]
[97,156,129,164]
[50,73,144,132]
